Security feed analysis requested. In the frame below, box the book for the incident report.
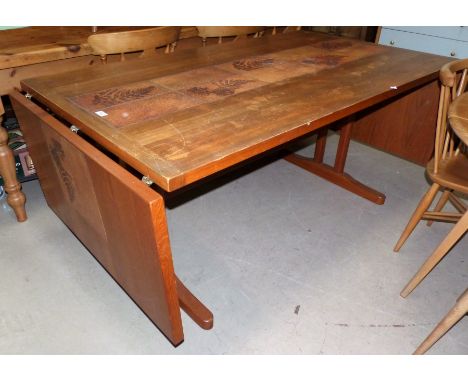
[0,114,37,186]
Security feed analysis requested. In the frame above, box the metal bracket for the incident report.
[70,125,80,133]
[141,176,154,186]
[25,93,32,100]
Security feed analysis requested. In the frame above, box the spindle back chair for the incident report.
[88,27,181,64]
[394,59,468,298]
[196,26,266,47]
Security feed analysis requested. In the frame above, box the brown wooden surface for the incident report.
[0,26,196,70]
[449,91,468,145]
[308,26,370,41]
[88,27,181,59]
[426,155,468,194]
[176,277,214,330]
[0,26,198,222]
[196,26,266,38]
[394,60,468,302]
[0,55,101,95]
[10,91,187,345]
[0,27,147,223]
[352,80,441,165]
[20,31,451,193]
[0,26,141,69]
[196,26,266,46]
[0,27,197,96]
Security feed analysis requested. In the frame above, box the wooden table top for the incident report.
[20,31,450,192]
[0,26,198,70]
[449,92,468,145]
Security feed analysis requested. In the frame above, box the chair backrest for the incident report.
[433,58,468,173]
[271,26,302,35]
[88,26,181,63]
[282,26,302,34]
[196,26,266,46]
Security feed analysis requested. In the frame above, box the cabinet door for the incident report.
[10,91,185,345]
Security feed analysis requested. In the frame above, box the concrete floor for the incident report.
[0,133,467,354]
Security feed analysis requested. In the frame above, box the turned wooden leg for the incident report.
[426,189,450,227]
[401,210,468,298]
[0,111,27,222]
[414,288,468,354]
[394,183,440,252]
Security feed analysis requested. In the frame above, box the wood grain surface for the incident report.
[449,92,468,145]
[10,91,185,345]
[87,27,181,59]
[20,31,451,192]
[0,26,197,70]
[352,80,440,165]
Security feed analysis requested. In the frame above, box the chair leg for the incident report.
[401,210,468,298]
[427,189,451,227]
[394,183,440,252]
[413,288,468,354]
[448,193,467,213]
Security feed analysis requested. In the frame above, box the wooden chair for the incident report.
[394,59,468,298]
[271,26,302,35]
[88,26,181,64]
[414,287,468,354]
[196,26,266,47]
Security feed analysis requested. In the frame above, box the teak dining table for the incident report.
[10,31,451,345]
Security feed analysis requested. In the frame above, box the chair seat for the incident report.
[427,153,468,194]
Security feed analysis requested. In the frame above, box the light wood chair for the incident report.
[271,26,302,35]
[281,26,302,34]
[88,26,181,64]
[394,59,468,298]
[196,26,266,47]
[414,287,468,354]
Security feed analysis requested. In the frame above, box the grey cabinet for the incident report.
[378,26,468,58]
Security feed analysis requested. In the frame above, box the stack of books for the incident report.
[0,100,37,189]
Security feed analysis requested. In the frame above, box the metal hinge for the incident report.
[141,176,154,186]
[70,125,80,133]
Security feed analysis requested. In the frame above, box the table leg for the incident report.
[176,276,213,330]
[0,108,27,222]
[284,119,386,205]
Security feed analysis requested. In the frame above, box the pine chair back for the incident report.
[196,26,266,47]
[434,59,468,174]
[271,26,302,35]
[88,26,181,64]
